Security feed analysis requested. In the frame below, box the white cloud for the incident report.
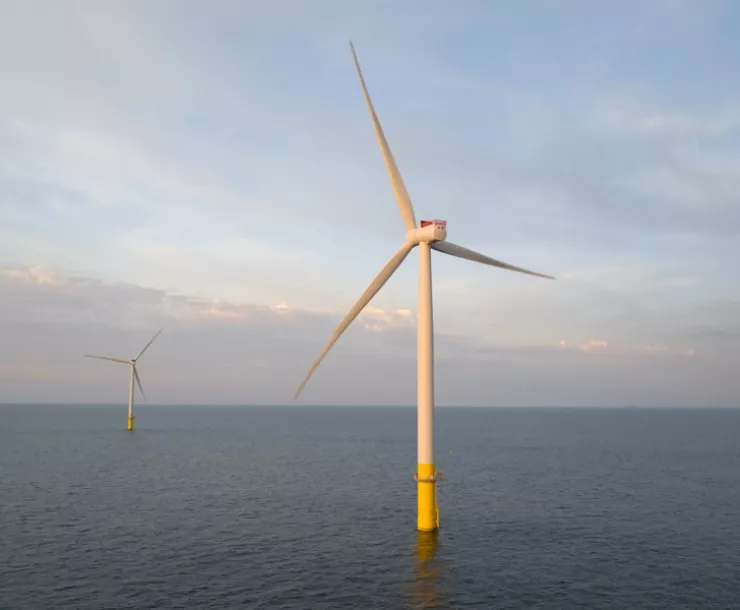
[579,339,609,353]
[3,265,64,286]
[358,306,415,333]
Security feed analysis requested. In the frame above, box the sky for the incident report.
[1,0,739,407]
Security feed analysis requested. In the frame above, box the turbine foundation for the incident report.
[416,464,439,531]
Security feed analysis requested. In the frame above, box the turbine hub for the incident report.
[406,219,447,244]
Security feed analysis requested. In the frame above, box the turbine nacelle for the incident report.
[406,219,447,245]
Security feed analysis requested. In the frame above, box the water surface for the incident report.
[1,404,739,609]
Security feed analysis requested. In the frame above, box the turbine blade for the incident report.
[349,41,417,231]
[432,241,555,280]
[294,241,414,399]
[135,328,162,361]
[84,355,131,365]
[133,366,148,404]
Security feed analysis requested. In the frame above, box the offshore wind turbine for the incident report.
[293,43,555,532]
[85,329,162,431]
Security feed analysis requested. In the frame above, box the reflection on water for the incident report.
[407,531,446,609]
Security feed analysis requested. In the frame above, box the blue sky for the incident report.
[1,0,738,406]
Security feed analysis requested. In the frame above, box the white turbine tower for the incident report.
[85,329,162,431]
[294,43,555,532]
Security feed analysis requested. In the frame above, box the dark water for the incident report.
[1,405,739,609]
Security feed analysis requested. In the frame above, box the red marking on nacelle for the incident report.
[420,219,447,228]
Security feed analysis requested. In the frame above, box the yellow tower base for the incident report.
[127,415,134,431]
[416,464,439,532]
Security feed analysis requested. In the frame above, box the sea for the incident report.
[1,404,739,609]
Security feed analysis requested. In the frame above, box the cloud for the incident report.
[638,109,740,137]
[358,306,415,333]
[641,344,669,355]
[639,345,697,357]
[2,1,739,292]
[3,265,63,286]
[0,265,413,335]
[1,4,739,407]
[0,264,429,403]
[580,340,609,353]
[1,265,738,407]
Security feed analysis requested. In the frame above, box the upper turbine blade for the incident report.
[294,241,415,399]
[350,41,417,232]
[432,241,555,280]
[133,366,148,404]
[135,328,163,361]
[84,355,131,365]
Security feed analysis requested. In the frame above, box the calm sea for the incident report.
[1,404,739,609]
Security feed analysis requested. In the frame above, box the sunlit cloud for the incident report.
[359,306,416,333]
[3,266,66,286]
[579,340,609,353]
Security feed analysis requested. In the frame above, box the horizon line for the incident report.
[1,402,738,409]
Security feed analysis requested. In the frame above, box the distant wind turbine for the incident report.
[293,42,555,532]
[85,329,162,431]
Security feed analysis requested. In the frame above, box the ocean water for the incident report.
[1,404,739,609]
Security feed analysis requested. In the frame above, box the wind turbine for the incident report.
[85,329,162,431]
[293,42,555,532]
